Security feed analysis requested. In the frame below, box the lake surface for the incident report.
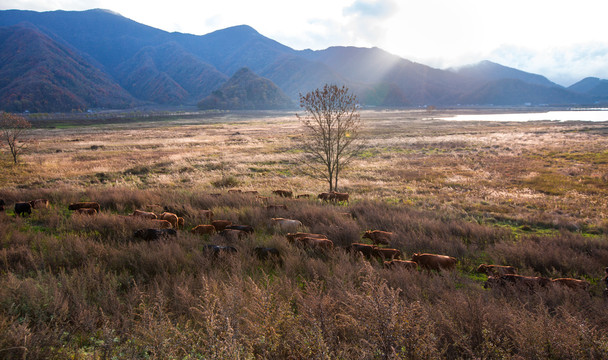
[441,110,608,122]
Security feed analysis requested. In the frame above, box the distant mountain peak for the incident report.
[198,67,294,110]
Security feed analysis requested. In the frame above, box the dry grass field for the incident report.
[1,109,608,359]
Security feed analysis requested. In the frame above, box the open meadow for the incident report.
[1,109,608,359]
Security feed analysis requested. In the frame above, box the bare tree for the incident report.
[0,112,31,164]
[297,84,362,192]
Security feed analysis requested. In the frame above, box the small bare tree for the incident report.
[297,84,362,192]
[0,112,31,164]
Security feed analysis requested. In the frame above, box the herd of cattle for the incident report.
[0,191,593,293]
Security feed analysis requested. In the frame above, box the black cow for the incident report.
[203,244,238,256]
[133,228,177,241]
[254,247,281,260]
[0,199,5,212]
[14,202,32,216]
[225,225,254,233]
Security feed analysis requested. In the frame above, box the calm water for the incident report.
[441,110,608,122]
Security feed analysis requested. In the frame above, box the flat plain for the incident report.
[1,109,608,359]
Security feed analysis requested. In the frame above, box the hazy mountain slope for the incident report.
[459,79,590,106]
[259,55,345,99]
[0,24,136,112]
[568,77,608,99]
[0,9,172,72]
[198,67,294,110]
[451,60,560,88]
[116,43,228,104]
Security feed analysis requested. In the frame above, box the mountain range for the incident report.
[0,8,606,113]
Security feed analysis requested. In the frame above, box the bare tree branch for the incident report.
[0,112,31,164]
[296,84,362,192]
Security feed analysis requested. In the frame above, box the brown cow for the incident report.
[384,260,418,270]
[151,219,173,229]
[362,230,393,246]
[158,212,179,228]
[330,192,349,203]
[411,253,457,271]
[372,247,402,260]
[132,210,157,219]
[177,217,184,229]
[485,274,551,290]
[212,220,232,232]
[228,189,242,193]
[273,189,293,198]
[318,192,333,202]
[75,208,97,215]
[552,278,590,291]
[296,194,311,199]
[69,202,100,212]
[297,237,334,250]
[200,210,214,221]
[191,224,216,235]
[219,229,248,240]
[243,190,259,195]
[476,264,517,276]
[286,232,328,243]
[29,199,49,209]
[347,243,376,257]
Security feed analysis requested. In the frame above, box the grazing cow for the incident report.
[266,204,288,211]
[150,219,172,228]
[318,192,333,202]
[271,218,303,233]
[372,247,402,260]
[191,224,216,235]
[476,264,517,276]
[384,260,418,270]
[411,253,457,271]
[134,228,177,241]
[296,194,311,199]
[29,199,49,209]
[286,232,328,243]
[132,210,157,219]
[297,237,334,250]
[0,199,5,211]
[212,220,232,232]
[331,192,349,203]
[273,189,293,198]
[219,229,248,240]
[200,210,214,221]
[225,224,254,233]
[75,208,97,215]
[177,217,184,229]
[69,202,100,212]
[158,212,179,228]
[14,202,32,216]
[485,274,551,290]
[362,230,393,246]
[203,244,238,256]
[256,196,270,204]
[552,278,590,291]
[254,247,281,261]
[347,243,376,258]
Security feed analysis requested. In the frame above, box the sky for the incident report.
[2,0,607,86]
